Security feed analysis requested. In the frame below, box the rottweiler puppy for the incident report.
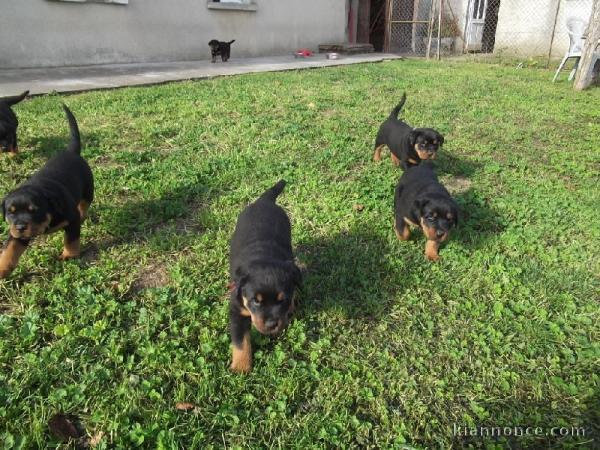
[208,39,235,63]
[229,180,302,373]
[373,93,444,170]
[394,162,458,261]
[0,90,29,156]
[0,105,94,279]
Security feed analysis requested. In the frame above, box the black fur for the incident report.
[0,105,94,278]
[228,180,301,371]
[374,92,444,170]
[394,162,458,260]
[208,39,235,62]
[0,91,28,155]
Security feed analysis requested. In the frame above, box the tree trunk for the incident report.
[574,0,600,90]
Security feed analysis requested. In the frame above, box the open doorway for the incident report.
[356,0,386,51]
[465,0,500,52]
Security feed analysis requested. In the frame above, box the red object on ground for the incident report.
[294,48,313,57]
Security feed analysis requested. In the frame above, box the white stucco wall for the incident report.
[0,0,346,68]
[494,0,592,57]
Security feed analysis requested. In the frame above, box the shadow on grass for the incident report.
[295,228,400,321]
[436,151,482,178]
[453,188,506,251]
[83,178,217,260]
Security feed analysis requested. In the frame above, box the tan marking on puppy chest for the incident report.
[404,217,418,227]
[239,306,251,318]
[0,239,27,278]
[46,221,69,234]
[230,331,252,373]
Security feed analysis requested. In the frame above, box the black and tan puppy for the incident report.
[394,162,458,261]
[373,93,444,170]
[0,90,29,156]
[229,180,301,373]
[0,105,93,279]
[208,39,235,63]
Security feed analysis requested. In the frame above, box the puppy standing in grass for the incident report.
[208,39,235,62]
[0,90,29,156]
[394,162,458,261]
[229,180,302,373]
[373,93,444,170]
[0,105,94,278]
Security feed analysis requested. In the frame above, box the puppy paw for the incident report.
[230,359,252,374]
[0,269,13,279]
[59,251,80,261]
[425,252,440,262]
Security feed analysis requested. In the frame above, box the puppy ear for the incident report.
[408,130,419,147]
[414,197,429,214]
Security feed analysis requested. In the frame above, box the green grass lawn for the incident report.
[0,59,599,449]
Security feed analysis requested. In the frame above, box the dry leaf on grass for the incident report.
[175,402,196,412]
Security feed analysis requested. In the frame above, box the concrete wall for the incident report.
[494,0,592,57]
[0,0,346,68]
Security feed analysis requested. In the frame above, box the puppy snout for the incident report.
[15,223,27,232]
[265,318,279,330]
[436,229,446,239]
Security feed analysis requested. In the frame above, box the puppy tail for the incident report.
[228,40,236,44]
[62,104,81,155]
[389,92,407,119]
[2,90,29,106]
[258,180,286,202]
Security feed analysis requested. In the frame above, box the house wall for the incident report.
[494,0,592,57]
[0,0,346,69]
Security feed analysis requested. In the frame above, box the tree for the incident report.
[574,0,600,90]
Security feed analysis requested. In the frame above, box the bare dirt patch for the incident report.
[440,175,472,195]
[132,262,170,291]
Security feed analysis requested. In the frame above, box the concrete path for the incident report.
[0,53,402,97]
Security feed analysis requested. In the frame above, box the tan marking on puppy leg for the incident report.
[77,201,90,221]
[425,240,440,261]
[391,152,401,166]
[394,218,410,241]
[0,239,27,278]
[60,236,80,260]
[407,158,418,165]
[230,331,252,373]
[373,144,385,162]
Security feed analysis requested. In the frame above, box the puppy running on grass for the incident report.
[228,180,302,373]
[0,105,94,278]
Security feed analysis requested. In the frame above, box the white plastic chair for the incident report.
[552,17,587,82]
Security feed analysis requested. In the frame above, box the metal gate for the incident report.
[384,0,434,56]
